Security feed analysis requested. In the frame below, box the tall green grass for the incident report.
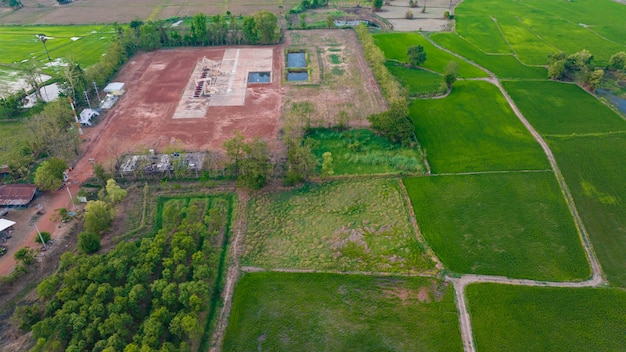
[503,80,626,135]
[404,172,590,281]
[467,284,626,352]
[409,80,550,173]
[385,63,443,96]
[223,272,463,352]
[243,179,435,273]
[548,134,626,286]
[308,128,427,175]
[373,32,488,78]
[0,121,31,166]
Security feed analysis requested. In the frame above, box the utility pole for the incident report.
[37,34,51,61]
[68,96,84,135]
[66,183,77,212]
[33,222,47,249]
[93,81,102,102]
[83,91,92,109]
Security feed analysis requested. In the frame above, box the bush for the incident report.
[34,231,51,245]
[14,248,36,265]
[405,10,414,19]
[78,232,101,254]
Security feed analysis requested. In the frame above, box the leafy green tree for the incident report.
[238,138,272,189]
[321,152,334,180]
[566,49,593,72]
[84,200,113,235]
[608,52,626,71]
[106,179,127,204]
[548,57,566,80]
[78,232,100,253]
[191,13,208,45]
[35,231,51,245]
[372,0,383,10]
[254,11,279,44]
[407,45,426,67]
[300,13,307,29]
[242,17,258,44]
[93,163,111,188]
[34,158,68,191]
[139,22,160,51]
[14,247,36,265]
[285,137,318,184]
[224,131,246,178]
[368,98,414,146]
[585,69,604,91]
[443,61,459,89]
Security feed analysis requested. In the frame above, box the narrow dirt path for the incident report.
[423,34,606,352]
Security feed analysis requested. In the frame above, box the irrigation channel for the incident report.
[423,35,606,352]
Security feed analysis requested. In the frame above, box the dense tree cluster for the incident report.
[224,132,273,189]
[24,196,230,351]
[545,49,624,91]
[356,24,416,146]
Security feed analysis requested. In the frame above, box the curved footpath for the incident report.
[424,35,606,352]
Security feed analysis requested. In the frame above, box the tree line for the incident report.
[548,50,626,90]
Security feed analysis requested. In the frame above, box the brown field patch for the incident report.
[73,46,283,173]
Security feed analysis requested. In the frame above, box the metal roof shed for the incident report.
[103,82,125,96]
[0,184,38,206]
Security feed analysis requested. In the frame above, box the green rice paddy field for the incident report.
[503,80,626,135]
[242,179,435,273]
[467,284,626,352]
[0,25,115,69]
[409,80,550,173]
[403,172,590,281]
[0,121,29,166]
[548,134,626,286]
[223,272,463,352]
[385,63,442,96]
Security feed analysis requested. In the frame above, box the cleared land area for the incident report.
[373,32,488,78]
[466,284,626,352]
[0,0,300,25]
[503,80,626,136]
[308,129,427,175]
[409,80,550,173]
[548,134,626,286]
[223,272,462,352]
[403,173,590,281]
[242,179,435,273]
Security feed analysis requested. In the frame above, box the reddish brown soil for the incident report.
[72,46,283,178]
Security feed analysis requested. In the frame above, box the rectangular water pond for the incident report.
[287,71,308,81]
[287,52,306,68]
[248,71,271,83]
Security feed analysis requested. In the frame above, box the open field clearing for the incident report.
[503,80,626,135]
[548,134,626,286]
[403,172,590,281]
[0,0,301,25]
[386,63,442,96]
[466,284,626,352]
[430,33,546,79]
[308,128,427,175]
[0,121,30,166]
[242,179,435,273]
[408,81,550,173]
[373,32,488,78]
[454,0,626,65]
[0,25,114,69]
[223,272,462,352]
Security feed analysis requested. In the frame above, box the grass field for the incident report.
[373,32,488,78]
[548,134,626,286]
[0,25,115,70]
[454,0,626,66]
[409,80,550,173]
[308,128,427,175]
[403,172,590,281]
[430,33,546,79]
[242,179,435,273]
[385,63,443,96]
[223,272,463,352]
[0,121,30,166]
[466,284,626,352]
[503,80,626,135]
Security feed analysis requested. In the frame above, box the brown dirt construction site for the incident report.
[74,30,384,173]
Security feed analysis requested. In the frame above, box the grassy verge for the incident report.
[548,134,626,286]
[409,80,550,173]
[373,32,488,78]
[403,172,590,281]
[0,120,30,166]
[467,283,626,352]
[308,128,427,175]
[223,272,462,352]
[242,179,435,273]
[503,80,626,135]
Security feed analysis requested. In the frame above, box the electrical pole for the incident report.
[66,183,77,212]
[68,96,84,135]
[84,91,92,109]
[33,222,47,249]
[93,81,102,102]
[37,34,51,61]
